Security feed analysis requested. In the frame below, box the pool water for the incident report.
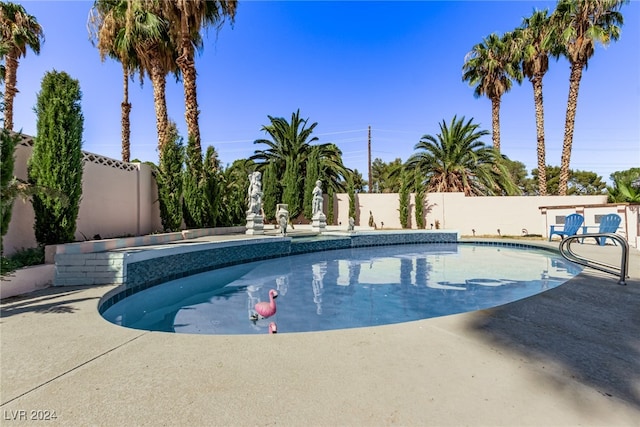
[101,243,582,335]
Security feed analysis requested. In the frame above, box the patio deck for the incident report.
[1,238,638,426]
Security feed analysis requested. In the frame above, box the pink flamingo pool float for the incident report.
[251,289,278,321]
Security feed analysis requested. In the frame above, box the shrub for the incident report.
[1,246,45,276]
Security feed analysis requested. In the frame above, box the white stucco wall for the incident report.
[3,138,162,256]
[335,192,610,237]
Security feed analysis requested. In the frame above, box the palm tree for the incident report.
[0,41,8,84]
[0,2,44,131]
[371,158,403,193]
[406,116,519,196]
[462,32,522,151]
[89,0,145,162]
[252,110,319,168]
[317,142,350,198]
[89,0,177,154]
[552,0,628,195]
[137,6,178,152]
[518,9,555,196]
[251,110,349,219]
[251,110,319,218]
[158,0,237,157]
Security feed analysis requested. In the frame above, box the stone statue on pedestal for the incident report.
[246,171,264,235]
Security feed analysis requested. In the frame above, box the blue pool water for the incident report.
[101,243,582,335]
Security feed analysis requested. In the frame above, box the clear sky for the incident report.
[9,0,640,184]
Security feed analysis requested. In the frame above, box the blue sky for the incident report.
[9,0,640,183]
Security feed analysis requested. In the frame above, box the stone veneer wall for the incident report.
[98,231,459,313]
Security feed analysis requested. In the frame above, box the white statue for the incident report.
[277,204,289,236]
[312,180,323,216]
[348,217,355,231]
[247,171,263,216]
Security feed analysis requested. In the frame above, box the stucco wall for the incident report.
[3,137,162,256]
[334,192,609,237]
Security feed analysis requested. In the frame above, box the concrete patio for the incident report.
[1,238,638,426]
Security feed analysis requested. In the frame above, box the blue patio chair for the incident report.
[586,213,622,246]
[548,213,584,241]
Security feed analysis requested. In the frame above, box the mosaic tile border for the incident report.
[99,231,477,314]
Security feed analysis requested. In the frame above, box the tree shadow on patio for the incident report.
[466,272,640,410]
[0,286,100,318]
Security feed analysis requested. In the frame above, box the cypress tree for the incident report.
[348,177,356,221]
[399,169,410,229]
[202,146,221,227]
[1,129,20,253]
[182,136,206,228]
[282,158,301,218]
[156,122,184,232]
[303,148,320,219]
[326,186,334,224]
[414,170,426,229]
[223,160,252,226]
[29,70,83,245]
[262,161,279,221]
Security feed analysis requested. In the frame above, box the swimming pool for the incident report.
[101,242,582,335]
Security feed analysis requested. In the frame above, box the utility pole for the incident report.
[367,125,372,193]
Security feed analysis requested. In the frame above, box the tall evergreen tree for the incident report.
[398,169,410,229]
[156,122,184,232]
[28,70,83,245]
[303,147,320,219]
[413,169,427,229]
[182,136,206,228]
[261,161,279,221]
[326,186,334,225]
[221,159,254,226]
[1,128,19,252]
[347,174,356,222]
[202,146,221,227]
[282,156,302,218]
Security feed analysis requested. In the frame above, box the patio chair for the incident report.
[548,213,584,241]
[584,213,622,246]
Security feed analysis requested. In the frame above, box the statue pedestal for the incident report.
[311,213,327,232]
[246,214,264,235]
